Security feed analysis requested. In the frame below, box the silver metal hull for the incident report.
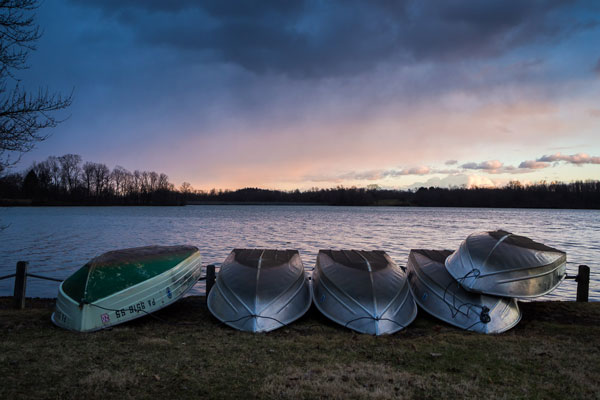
[312,250,417,335]
[407,249,521,334]
[207,249,311,333]
[445,230,566,298]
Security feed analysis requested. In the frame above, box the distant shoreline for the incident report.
[1,198,599,210]
[3,177,600,209]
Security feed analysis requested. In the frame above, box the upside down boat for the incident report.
[445,230,567,298]
[407,249,521,334]
[312,249,417,335]
[52,245,202,332]
[207,249,311,332]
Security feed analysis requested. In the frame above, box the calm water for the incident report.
[0,206,598,301]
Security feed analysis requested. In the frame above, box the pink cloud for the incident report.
[400,166,431,176]
[461,160,504,173]
[518,160,550,169]
[308,165,434,183]
[537,152,600,165]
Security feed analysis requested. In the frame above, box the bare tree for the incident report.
[110,165,129,196]
[180,181,192,194]
[157,173,169,190]
[149,171,158,191]
[132,170,142,194]
[45,155,60,188]
[58,153,81,193]
[92,162,109,196]
[121,169,134,196]
[141,171,150,193]
[120,169,134,196]
[82,161,94,195]
[31,159,50,190]
[82,161,110,196]
[0,0,72,171]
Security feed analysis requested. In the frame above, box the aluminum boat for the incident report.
[445,230,566,298]
[312,249,417,335]
[52,245,203,332]
[407,249,521,334]
[207,249,311,332]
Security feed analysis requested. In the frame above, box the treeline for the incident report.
[0,154,182,205]
[1,155,599,208]
[187,181,600,209]
[410,181,600,209]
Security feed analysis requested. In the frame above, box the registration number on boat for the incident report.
[54,309,67,323]
[115,298,156,318]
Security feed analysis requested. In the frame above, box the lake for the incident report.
[0,206,598,301]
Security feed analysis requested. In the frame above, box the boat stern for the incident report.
[52,283,87,331]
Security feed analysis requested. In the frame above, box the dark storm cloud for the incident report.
[79,0,304,16]
[76,0,199,13]
[73,0,589,78]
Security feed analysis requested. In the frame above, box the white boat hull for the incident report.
[52,252,202,332]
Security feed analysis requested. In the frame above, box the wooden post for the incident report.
[576,265,590,302]
[13,261,28,309]
[206,264,216,297]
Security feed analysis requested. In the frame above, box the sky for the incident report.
[14,0,600,190]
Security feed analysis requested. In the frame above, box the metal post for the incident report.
[206,264,216,297]
[576,265,590,302]
[13,261,28,309]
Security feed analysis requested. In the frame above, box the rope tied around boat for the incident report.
[442,269,491,325]
[343,315,406,330]
[219,313,306,333]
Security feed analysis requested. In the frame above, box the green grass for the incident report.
[1,297,599,399]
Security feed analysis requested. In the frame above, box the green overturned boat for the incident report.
[52,245,202,332]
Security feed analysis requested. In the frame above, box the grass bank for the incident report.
[1,297,599,399]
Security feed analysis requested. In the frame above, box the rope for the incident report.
[26,273,63,282]
[343,315,406,330]
[219,313,304,333]
[0,272,65,282]
[463,320,484,331]
[442,269,490,326]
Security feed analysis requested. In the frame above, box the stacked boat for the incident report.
[407,249,521,334]
[51,230,567,335]
[445,230,567,298]
[407,230,567,333]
